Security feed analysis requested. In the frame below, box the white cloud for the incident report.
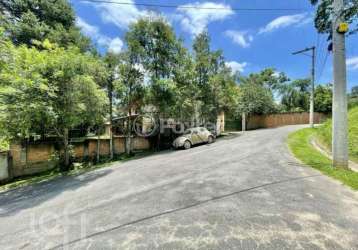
[225,30,253,48]
[90,0,145,29]
[76,17,123,53]
[225,61,248,73]
[259,13,310,34]
[108,38,123,54]
[76,17,99,37]
[176,2,234,36]
[347,56,358,70]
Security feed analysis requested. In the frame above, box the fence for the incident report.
[246,112,327,130]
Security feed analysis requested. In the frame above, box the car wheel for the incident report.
[208,136,214,144]
[183,140,191,150]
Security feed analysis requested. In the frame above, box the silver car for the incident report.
[173,127,215,149]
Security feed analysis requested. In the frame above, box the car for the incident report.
[172,127,215,149]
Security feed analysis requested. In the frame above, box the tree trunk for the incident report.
[62,128,70,171]
[109,80,114,160]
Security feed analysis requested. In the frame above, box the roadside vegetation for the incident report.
[288,128,358,190]
[317,106,358,163]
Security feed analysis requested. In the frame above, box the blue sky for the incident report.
[71,0,358,92]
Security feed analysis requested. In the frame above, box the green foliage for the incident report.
[317,106,358,162]
[237,81,276,115]
[349,86,358,109]
[352,86,358,96]
[314,84,332,113]
[126,15,178,79]
[0,0,91,50]
[0,34,108,141]
[171,44,198,120]
[192,31,238,122]
[237,69,280,115]
[124,19,239,124]
[114,51,145,115]
[288,128,358,190]
[280,79,311,112]
[309,0,358,37]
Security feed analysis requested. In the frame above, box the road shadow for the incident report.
[0,168,112,217]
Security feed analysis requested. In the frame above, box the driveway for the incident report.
[0,125,357,250]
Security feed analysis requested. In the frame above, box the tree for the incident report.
[193,31,231,123]
[0,0,91,50]
[0,33,108,170]
[193,31,212,87]
[125,15,180,149]
[352,86,358,97]
[349,85,358,108]
[171,42,198,121]
[237,81,277,116]
[115,52,145,155]
[104,52,121,159]
[314,84,333,113]
[125,15,178,80]
[309,0,358,37]
[237,69,286,117]
[280,79,311,112]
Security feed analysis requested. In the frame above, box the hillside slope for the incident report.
[317,107,358,163]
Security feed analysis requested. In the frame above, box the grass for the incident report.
[288,128,358,190]
[0,150,155,193]
[316,106,358,163]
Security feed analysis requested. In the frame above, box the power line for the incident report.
[81,0,308,11]
[316,51,329,84]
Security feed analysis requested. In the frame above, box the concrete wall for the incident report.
[247,112,327,130]
[0,152,9,182]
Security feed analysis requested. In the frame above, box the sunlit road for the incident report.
[0,125,357,249]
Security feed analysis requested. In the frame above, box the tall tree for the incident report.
[172,43,198,121]
[125,15,180,149]
[0,0,91,50]
[280,79,311,112]
[115,51,145,155]
[125,15,178,81]
[0,34,108,170]
[104,52,121,159]
[193,31,229,123]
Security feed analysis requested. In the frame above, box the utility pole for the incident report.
[332,0,349,168]
[292,46,316,128]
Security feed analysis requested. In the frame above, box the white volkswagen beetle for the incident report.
[173,127,215,149]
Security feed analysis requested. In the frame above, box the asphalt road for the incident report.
[0,125,357,250]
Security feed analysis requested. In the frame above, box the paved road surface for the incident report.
[0,125,357,250]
